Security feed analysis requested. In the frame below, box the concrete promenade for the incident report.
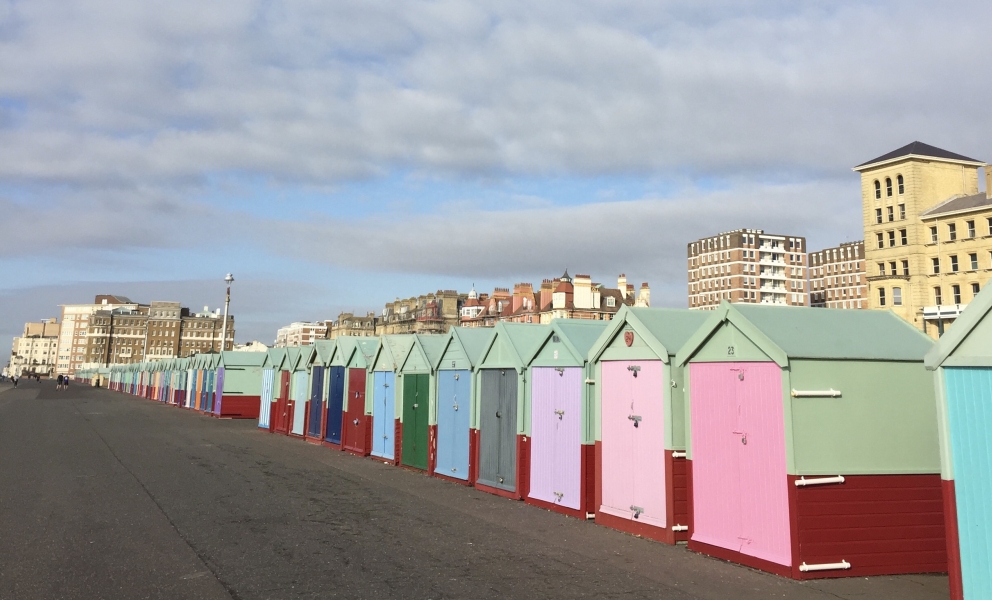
[0,380,950,599]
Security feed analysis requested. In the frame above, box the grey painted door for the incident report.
[478,369,517,492]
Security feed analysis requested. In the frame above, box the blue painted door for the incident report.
[371,371,396,459]
[214,368,225,415]
[945,367,992,600]
[308,366,325,437]
[206,371,216,413]
[436,370,471,481]
[324,366,345,444]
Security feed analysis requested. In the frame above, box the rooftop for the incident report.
[919,192,992,218]
[855,141,983,170]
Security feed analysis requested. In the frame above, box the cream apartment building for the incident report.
[854,141,991,336]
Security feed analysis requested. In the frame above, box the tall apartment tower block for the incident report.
[688,229,808,310]
[854,141,991,336]
[809,241,867,309]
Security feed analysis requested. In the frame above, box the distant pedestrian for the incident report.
[56,374,63,390]
[11,376,17,388]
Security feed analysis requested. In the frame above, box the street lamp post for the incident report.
[220,274,234,353]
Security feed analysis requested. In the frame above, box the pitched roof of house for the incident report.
[855,141,983,170]
[919,192,992,218]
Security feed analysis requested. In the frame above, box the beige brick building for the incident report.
[688,229,808,309]
[57,295,138,375]
[275,321,329,347]
[854,141,990,336]
[809,241,866,309]
[9,318,60,377]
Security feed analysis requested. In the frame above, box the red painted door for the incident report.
[343,368,369,455]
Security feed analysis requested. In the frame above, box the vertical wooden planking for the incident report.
[737,362,791,566]
[528,368,556,504]
[690,362,743,553]
[308,366,325,438]
[555,367,583,511]
[632,361,666,527]
[945,367,992,599]
[291,371,307,436]
[478,369,502,488]
[214,368,225,415]
[498,370,518,491]
[436,371,457,477]
[324,366,345,445]
[258,368,273,428]
[600,361,634,520]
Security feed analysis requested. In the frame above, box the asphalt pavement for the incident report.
[0,380,950,599]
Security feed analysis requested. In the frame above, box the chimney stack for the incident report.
[617,274,627,299]
[986,165,991,199]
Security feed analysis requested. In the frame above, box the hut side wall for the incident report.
[789,359,940,475]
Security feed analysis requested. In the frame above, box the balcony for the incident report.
[923,304,966,321]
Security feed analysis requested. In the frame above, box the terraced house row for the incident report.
[75,288,992,598]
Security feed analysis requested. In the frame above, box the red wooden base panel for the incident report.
[517,435,530,501]
[342,415,371,457]
[469,429,480,486]
[321,441,343,451]
[687,465,949,580]
[394,419,403,466]
[220,395,261,419]
[942,479,964,600]
[428,424,437,476]
[670,452,689,542]
[789,473,947,579]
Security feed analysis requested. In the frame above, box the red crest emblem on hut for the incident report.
[624,331,634,347]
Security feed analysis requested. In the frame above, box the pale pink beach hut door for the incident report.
[690,362,791,566]
[600,360,666,527]
[529,367,583,510]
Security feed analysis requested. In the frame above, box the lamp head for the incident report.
[224,273,234,285]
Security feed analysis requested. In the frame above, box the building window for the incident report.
[967,220,976,238]
[897,174,904,194]
[973,283,981,298]
[875,208,883,224]
[878,287,886,306]
[885,178,893,197]
[934,287,942,305]
[898,203,906,220]
[874,180,881,199]
[930,226,938,243]
[902,260,909,276]
[948,223,957,241]
[887,206,894,222]
[888,231,896,247]
[892,287,902,306]
[900,229,908,245]
[988,218,992,236]
[876,232,884,249]
[889,261,897,275]
[950,255,959,272]
[970,253,979,270]
[932,257,940,274]
[953,284,962,305]
[877,262,886,276]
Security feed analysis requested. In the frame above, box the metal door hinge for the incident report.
[554,409,565,420]
[628,414,642,427]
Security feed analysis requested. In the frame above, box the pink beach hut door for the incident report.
[600,360,666,527]
[529,367,583,510]
[690,362,791,566]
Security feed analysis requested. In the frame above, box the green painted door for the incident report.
[402,373,430,470]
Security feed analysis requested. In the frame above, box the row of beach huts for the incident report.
[75,294,992,599]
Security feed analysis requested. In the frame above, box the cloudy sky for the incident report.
[2,0,991,348]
